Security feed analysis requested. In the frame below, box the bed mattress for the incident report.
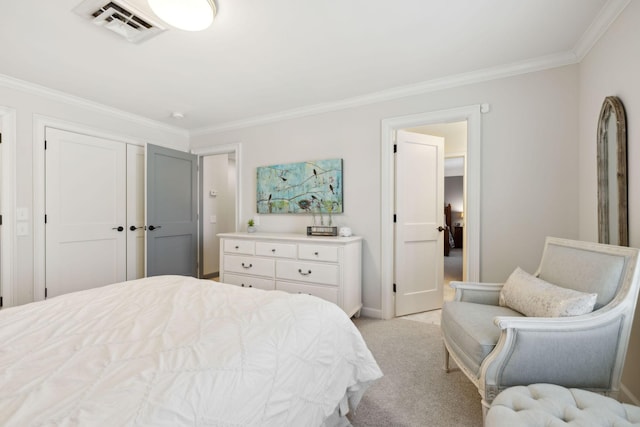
[0,275,382,426]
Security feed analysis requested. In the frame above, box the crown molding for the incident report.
[2,0,626,139]
[193,0,627,136]
[0,73,189,138]
[192,50,579,136]
[573,0,630,60]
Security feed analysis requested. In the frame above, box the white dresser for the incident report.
[218,232,363,317]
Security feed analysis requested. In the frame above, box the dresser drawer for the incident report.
[223,239,255,255]
[256,242,297,258]
[224,255,274,277]
[276,281,338,305]
[298,244,339,262]
[223,273,275,291]
[276,260,339,286]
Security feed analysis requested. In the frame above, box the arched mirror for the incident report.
[597,96,628,246]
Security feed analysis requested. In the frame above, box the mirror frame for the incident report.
[597,96,628,246]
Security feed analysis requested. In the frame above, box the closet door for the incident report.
[127,144,145,280]
[45,128,126,297]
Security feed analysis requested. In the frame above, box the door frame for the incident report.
[381,105,482,319]
[191,143,242,278]
[0,107,16,307]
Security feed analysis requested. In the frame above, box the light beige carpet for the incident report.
[349,317,482,427]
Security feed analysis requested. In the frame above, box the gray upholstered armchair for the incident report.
[441,237,640,416]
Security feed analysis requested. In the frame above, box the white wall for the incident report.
[445,176,464,215]
[190,64,580,313]
[409,121,468,155]
[0,84,189,304]
[578,1,640,404]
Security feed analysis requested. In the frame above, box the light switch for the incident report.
[17,222,29,236]
[17,207,28,220]
[210,215,217,224]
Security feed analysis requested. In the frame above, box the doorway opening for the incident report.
[193,144,241,280]
[443,154,465,302]
[381,105,482,320]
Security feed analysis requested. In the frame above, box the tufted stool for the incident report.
[485,383,640,426]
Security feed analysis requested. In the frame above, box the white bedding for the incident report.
[0,276,382,426]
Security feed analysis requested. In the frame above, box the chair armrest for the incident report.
[480,310,626,402]
[450,281,503,305]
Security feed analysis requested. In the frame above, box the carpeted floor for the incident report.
[348,317,482,427]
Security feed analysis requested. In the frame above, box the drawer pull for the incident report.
[241,262,253,269]
[235,245,240,249]
[314,251,319,256]
[241,283,253,288]
[298,268,312,276]
[271,248,276,253]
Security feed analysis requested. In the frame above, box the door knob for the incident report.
[129,225,146,231]
[112,226,124,232]
[148,225,162,231]
[437,226,445,232]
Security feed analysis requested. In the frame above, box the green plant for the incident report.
[247,219,255,227]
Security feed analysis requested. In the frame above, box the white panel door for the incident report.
[395,130,445,316]
[45,128,126,297]
[127,144,145,280]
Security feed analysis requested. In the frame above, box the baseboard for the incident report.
[360,306,383,319]
[202,272,219,280]
[620,383,640,405]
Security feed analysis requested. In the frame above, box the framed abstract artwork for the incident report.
[257,158,343,214]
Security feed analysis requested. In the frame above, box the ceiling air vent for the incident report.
[73,0,166,43]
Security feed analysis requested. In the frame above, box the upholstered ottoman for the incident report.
[485,383,640,426]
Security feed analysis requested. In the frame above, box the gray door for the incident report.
[147,144,198,277]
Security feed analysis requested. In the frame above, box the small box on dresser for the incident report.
[218,232,363,317]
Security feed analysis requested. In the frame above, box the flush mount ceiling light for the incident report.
[147,0,216,31]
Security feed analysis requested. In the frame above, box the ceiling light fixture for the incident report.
[147,0,216,31]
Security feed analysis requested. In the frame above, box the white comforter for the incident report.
[0,276,382,426]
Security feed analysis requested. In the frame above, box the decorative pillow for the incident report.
[499,267,597,317]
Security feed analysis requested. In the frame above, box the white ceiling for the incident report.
[0,0,624,133]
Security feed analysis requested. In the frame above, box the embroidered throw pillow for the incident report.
[499,267,597,317]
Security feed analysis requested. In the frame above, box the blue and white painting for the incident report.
[257,159,343,214]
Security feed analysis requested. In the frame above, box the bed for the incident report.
[0,275,382,426]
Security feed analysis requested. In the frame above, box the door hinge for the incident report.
[0,214,2,225]
[45,288,48,299]
[393,214,396,223]
[45,214,47,224]
[393,144,397,153]
[393,283,396,293]
[44,140,47,150]
[0,132,3,144]
[0,296,3,307]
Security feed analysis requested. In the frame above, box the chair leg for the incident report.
[444,344,450,373]
[481,399,491,425]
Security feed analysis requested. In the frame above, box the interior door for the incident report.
[126,144,145,280]
[395,130,445,316]
[147,144,198,277]
[45,128,127,297]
